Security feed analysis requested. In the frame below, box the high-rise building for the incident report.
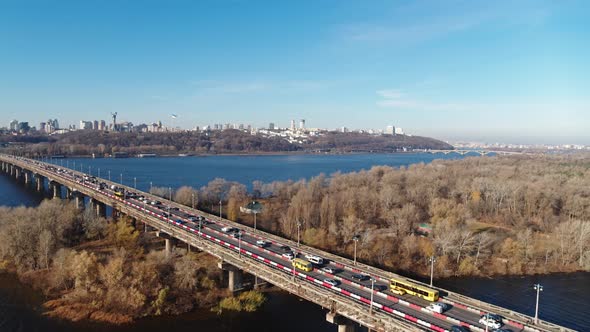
[385,125,395,135]
[93,120,99,130]
[268,122,275,130]
[290,119,296,131]
[299,119,305,130]
[99,120,106,131]
[9,119,18,131]
[80,120,92,130]
[39,122,47,133]
[395,127,404,135]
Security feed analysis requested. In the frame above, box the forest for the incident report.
[155,154,590,278]
[0,200,263,323]
[1,130,452,156]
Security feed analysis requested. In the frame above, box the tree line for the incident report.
[156,154,590,278]
[1,130,452,156]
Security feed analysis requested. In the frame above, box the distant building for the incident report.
[290,119,296,131]
[340,126,348,133]
[39,122,46,133]
[300,119,305,130]
[80,120,92,130]
[17,122,30,133]
[99,120,106,131]
[268,122,275,130]
[9,120,18,131]
[395,127,404,135]
[385,125,395,135]
[93,120,99,130]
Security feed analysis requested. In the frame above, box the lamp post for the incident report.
[429,256,437,287]
[66,160,69,169]
[238,233,242,258]
[108,170,111,181]
[73,161,76,172]
[150,181,153,193]
[534,283,543,324]
[296,221,302,247]
[219,200,222,219]
[88,166,91,176]
[191,193,195,209]
[134,177,137,190]
[352,235,360,265]
[369,278,376,316]
[98,168,100,178]
[168,187,172,217]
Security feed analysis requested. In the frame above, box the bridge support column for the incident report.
[73,192,85,209]
[24,171,31,186]
[156,231,177,258]
[50,182,61,198]
[35,174,45,192]
[218,261,243,292]
[10,165,15,177]
[14,167,20,180]
[95,201,106,218]
[326,313,356,332]
[65,187,72,199]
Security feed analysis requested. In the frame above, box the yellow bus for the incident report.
[390,277,439,302]
[292,258,313,272]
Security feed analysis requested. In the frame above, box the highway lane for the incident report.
[9,156,535,332]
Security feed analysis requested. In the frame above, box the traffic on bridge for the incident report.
[0,155,574,332]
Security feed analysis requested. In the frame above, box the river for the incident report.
[0,153,587,331]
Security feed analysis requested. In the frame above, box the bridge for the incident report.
[0,154,574,332]
[426,150,524,156]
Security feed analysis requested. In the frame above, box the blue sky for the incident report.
[1,0,588,144]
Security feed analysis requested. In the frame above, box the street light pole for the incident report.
[254,211,257,230]
[134,177,137,190]
[108,170,111,181]
[369,278,376,316]
[120,173,122,185]
[98,168,100,178]
[429,256,437,287]
[297,222,301,247]
[534,283,543,324]
[353,235,360,265]
[191,193,195,209]
[150,181,153,193]
[219,200,222,219]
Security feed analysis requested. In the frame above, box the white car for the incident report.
[282,252,295,260]
[427,302,449,313]
[305,254,324,265]
[479,316,502,329]
[256,240,269,248]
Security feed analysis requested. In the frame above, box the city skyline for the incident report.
[1,1,588,145]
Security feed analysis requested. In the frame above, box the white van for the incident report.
[305,254,324,265]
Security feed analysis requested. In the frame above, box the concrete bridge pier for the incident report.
[10,165,15,177]
[49,181,61,198]
[65,187,72,199]
[218,261,243,292]
[14,167,21,181]
[23,171,32,186]
[89,198,106,218]
[326,312,357,332]
[34,174,44,192]
[72,191,85,209]
[156,231,177,258]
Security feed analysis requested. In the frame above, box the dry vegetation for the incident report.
[162,155,590,278]
[0,200,240,324]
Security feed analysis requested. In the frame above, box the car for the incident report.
[162,212,171,218]
[232,231,243,238]
[494,329,513,332]
[321,266,337,274]
[175,219,186,225]
[323,278,339,286]
[282,252,295,260]
[150,200,161,205]
[256,240,270,248]
[427,302,450,313]
[222,226,237,233]
[305,254,324,265]
[450,326,470,332]
[479,316,502,329]
[351,274,370,281]
[278,245,291,252]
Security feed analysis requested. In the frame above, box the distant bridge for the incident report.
[0,154,572,332]
[427,150,524,156]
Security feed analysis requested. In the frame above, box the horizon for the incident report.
[1,1,588,145]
